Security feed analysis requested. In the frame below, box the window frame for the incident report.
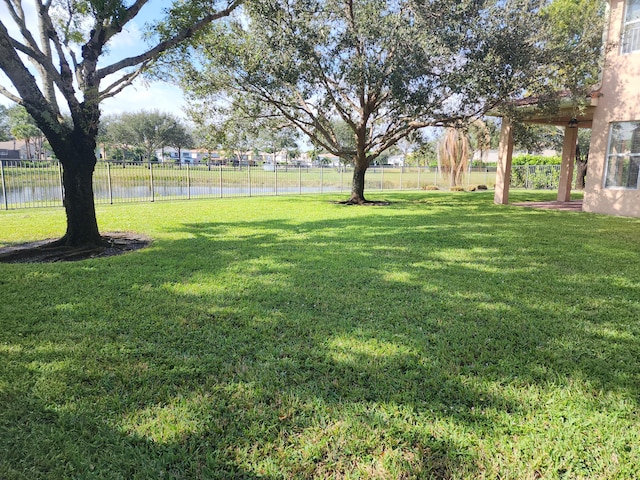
[604,121,640,190]
[622,0,640,53]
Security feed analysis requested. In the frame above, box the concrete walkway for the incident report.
[512,200,583,212]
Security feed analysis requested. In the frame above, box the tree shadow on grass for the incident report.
[2,194,640,478]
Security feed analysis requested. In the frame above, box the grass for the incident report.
[1,190,639,479]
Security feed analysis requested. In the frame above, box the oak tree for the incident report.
[0,0,240,246]
[179,0,559,203]
[106,110,187,162]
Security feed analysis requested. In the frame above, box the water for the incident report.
[2,183,343,208]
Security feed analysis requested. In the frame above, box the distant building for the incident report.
[387,155,405,167]
[316,153,341,167]
[0,140,27,160]
[156,147,220,164]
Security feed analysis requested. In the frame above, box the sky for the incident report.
[0,1,190,118]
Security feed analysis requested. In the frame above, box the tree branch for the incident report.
[0,84,22,104]
[2,0,41,54]
[0,20,67,138]
[99,66,147,101]
[96,0,242,80]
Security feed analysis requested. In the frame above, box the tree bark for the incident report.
[575,145,588,190]
[575,159,588,189]
[348,162,368,204]
[53,132,103,248]
[60,162,101,247]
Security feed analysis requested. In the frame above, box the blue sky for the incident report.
[0,1,191,118]
[97,1,190,117]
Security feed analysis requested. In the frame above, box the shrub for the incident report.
[423,185,439,190]
[511,165,561,190]
[450,185,465,191]
[512,154,561,165]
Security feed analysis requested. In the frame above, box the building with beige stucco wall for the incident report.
[493,0,640,218]
[583,0,640,217]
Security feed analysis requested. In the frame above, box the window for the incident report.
[605,122,640,189]
[622,0,640,53]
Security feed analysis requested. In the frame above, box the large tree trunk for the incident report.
[60,158,101,247]
[575,145,588,190]
[576,144,589,190]
[54,131,102,248]
[575,159,588,190]
[347,161,368,204]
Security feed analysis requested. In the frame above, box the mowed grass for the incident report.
[1,191,639,479]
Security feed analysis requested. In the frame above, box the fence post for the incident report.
[417,166,421,190]
[275,163,278,195]
[107,161,113,204]
[299,165,302,194]
[187,163,191,200]
[219,165,223,198]
[248,164,251,197]
[149,161,154,202]
[1,160,7,210]
[58,161,64,204]
[400,166,403,191]
[381,166,384,191]
[321,165,324,193]
[340,167,343,192]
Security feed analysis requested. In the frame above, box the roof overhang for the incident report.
[487,92,600,129]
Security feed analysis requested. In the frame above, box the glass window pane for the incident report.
[623,0,640,53]
[605,122,640,189]
[627,0,640,23]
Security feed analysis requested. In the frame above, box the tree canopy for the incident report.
[0,0,240,246]
[0,105,11,141]
[6,105,46,158]
[104,110,191,162]
[178,0,587,203]
[542,0,607,94]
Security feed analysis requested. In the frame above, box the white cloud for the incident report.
[100,23,149,67]
[100,79,188,118]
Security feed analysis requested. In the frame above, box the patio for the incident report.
[512,199,584,212]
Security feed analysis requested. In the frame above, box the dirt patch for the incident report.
[0,232,152,264]
[334,200,391,206]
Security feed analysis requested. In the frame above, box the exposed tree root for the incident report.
[335,199,391,206]
[0,232,151,264]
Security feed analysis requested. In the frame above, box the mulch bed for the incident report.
[0,232,152,264]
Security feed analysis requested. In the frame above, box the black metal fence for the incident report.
[1,160,560,210]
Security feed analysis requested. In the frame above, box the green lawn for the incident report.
[1,191,639,479]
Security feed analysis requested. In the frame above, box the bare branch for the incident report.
[99,66,147,101]
[86,0,149,49]
[0,84,22,104]
[2,0,35,47]
[252,86,342,155]
[96,0,242,80]
[35,2,59,106]
[0,20,66,137]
